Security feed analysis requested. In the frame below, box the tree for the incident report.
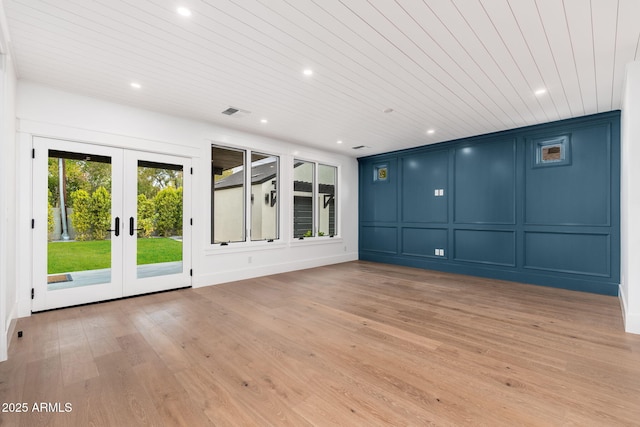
[137,166,183,199]
[48,157,111,206]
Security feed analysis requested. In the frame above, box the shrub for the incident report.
[155,187,181,237]
[91,186,111,240]
[47,189,54,235]
[137,194,155,238]
[70,189,92,240]
[175,187,183,236]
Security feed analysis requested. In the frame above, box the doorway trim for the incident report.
[31,136,193,311]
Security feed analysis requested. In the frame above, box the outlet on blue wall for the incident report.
[358,111,620,295]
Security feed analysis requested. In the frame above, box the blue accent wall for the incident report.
[358,112,620,295]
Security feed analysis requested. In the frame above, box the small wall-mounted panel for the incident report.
[454,139,516,224]
[525,126,610,226]
[401,227,447,258]
[454,229,516,266]
[401,151,448,223]
[524,232,609,276]
[360,226,398,255]
[532,134,571,167]
[360,158,397,222]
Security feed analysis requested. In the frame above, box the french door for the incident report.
[32,137,191,311]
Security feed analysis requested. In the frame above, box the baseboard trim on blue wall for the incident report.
[360,253,619,296]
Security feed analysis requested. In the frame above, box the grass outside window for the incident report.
[47,238,182,274]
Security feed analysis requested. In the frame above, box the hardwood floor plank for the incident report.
[2,261,640,425]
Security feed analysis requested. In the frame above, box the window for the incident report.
[293,160,338,238]
[211,145,279,244]
[318,164,337,237]
[293,160,314,238]
[212,146,245,244]
[250,152,279,241]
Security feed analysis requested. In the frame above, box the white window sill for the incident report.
[290,236,344,246]
[204,236,344,255]
[205,240,287,255]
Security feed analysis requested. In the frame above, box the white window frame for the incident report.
[211,144,281,248]
[293,158,339,240]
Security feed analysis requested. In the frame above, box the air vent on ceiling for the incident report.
[352,145,369,150]
[221,107,239,115]
[221,106,251,118]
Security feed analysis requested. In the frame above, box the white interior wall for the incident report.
[15,81,358,318]
[0,55,7,362]
[0,52,17,362]
[620,61,640,333]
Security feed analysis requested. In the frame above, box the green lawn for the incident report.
[48,238,182,274]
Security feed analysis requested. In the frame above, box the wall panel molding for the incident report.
[359,111,620,295]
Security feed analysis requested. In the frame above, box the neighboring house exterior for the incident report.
[213,160,279,243]
[213,160,335,242]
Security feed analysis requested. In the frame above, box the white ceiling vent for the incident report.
[221,107,251,118]
[352,145,369,150]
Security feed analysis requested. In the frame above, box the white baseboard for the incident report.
[194,252,358,288]
[619,285,640,334]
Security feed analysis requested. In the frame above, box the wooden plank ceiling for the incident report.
[3,0,639,156]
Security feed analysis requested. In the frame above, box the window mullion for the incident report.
[245,149,251,242]
[313,161,318,237]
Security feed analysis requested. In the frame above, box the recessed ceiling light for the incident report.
[177,7,192,17]
[337,140,343,144]
[260,119,268,124]
[303,69,313,76]
[427,129,435,134]
[535,88,547,96]
[130,82,141,89]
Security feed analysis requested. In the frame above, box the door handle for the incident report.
[107,217,120,237]
[129,217,143,236]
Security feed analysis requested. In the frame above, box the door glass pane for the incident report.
[212,146,246,244]
[136,161,183,279]
[318,164,337,237]
[251,153,279,241]
[293,160,314,238]
[47,150,112,290]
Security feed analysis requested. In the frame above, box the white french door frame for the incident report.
[123,150,192,297]
[32,137,192,311]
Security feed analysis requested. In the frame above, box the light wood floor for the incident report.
[2,261,640,426]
